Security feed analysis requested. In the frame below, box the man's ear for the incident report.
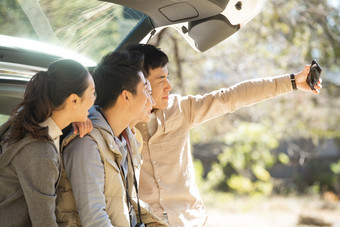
[121,90,130,103]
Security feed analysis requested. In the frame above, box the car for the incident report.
[0,0,263,122]
[0,35,96,117]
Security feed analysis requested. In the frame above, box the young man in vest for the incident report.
[125,44,322,226]
[62,51,167,226]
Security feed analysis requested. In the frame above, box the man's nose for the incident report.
[164,79,172,92]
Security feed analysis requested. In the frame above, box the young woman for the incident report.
[0,59,96,227]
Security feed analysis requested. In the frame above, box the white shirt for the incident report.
[147,112,157,136]
[39,117,63,151]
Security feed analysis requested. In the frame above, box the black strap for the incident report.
[290,73,297,90]
[122,130,143,225]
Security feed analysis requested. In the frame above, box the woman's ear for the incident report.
[68,94,80,108]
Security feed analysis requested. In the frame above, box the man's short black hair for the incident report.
[124,44,168,77]
[93,51,144,110]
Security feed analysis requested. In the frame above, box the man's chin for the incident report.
[154,104,168,110]
[160,100,169,109]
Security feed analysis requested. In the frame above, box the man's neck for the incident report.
[101,107,129,137]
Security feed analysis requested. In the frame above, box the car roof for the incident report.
[113,0,263,51]
[109,0,228,27]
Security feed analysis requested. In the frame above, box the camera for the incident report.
[306,59,322,90]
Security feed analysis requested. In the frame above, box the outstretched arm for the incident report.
[183,64,322,127]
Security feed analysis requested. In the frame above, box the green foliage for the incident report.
[206,122,283,195]
[330,160,340,175]
[278,153,290,165]
[294,160,339,195]
[330,159,340,193]
[193,159,205,189]
[227,175,253,194]
[0,0,36,38]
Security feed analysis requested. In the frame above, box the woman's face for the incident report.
[139,79,155,122]
[76,73,96,122]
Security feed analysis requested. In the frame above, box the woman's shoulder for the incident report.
[17,138,58,159]
[1,136,57,166]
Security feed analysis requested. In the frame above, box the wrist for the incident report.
[290,73,297,91]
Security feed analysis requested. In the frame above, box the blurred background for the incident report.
[1,0,339,226]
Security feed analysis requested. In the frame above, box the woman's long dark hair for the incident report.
[5,59,89,144]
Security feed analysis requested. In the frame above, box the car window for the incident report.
[0,0,144,63]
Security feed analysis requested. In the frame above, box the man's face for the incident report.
[147,66,172,110]
[130,71,149,121]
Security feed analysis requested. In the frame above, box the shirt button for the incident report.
[109,144,114,149]
[153,160,156,164]
[157,178,161,182]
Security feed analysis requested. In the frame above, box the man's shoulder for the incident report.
[166,93,201,113]
[168,93,207,106]
[161,94,181,116]
[62,128,103,158]
[155,94,190,125]
[167,93,189,109]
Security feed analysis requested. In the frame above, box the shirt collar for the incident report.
[114,135,127,148]
[39,117,63,141]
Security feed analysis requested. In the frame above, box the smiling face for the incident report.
[76,73,96,122]
[129,71,149,122]
[147,66,172,110]
[139,80,155,122]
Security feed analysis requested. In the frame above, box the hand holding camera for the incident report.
[293,59,322,94]
[306,59,322,91]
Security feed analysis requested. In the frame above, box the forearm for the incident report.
[228,74,292,111]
